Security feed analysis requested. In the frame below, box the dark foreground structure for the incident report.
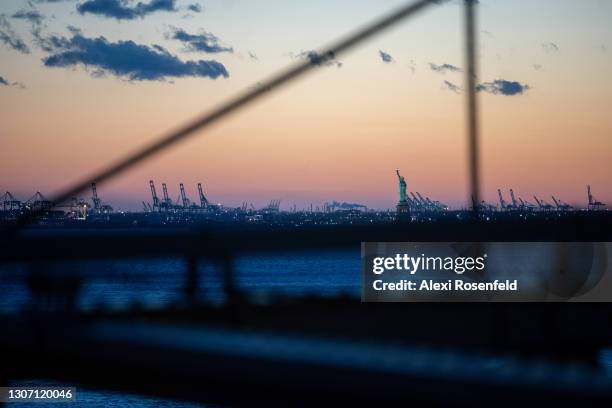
[1,215,612,406]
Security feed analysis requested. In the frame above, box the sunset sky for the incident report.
[1,0,611,210]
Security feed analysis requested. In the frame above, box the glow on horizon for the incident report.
[0,0,611,211]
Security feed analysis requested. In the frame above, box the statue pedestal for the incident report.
[396,200,411,222]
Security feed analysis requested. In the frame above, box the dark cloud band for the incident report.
[11,9,45,26]
[77,0,178,20]
[442,79,529,96]
[0,15,30,54]
[167,27,233,54]
[429,62,461,73]
[42,33,229,81]
[0,75,25,88]
[291,50,342,68]
[443,80,461,94]
[187,4,202,13]
[476,79,529,96]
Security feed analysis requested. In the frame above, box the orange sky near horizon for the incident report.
[1,0,611,210]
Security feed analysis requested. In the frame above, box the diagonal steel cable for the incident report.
[7,0,462,232]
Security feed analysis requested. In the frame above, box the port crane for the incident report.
[508,189,520,210]
[471,195,495,212]
[409,192,423,210]
[161,183,174,210]
[425,197,435,209]
[267,200,281,212]
[91,183,113,213]
[406,196,417,209]
[197,183,209,208]
[407,192,446,211]
[587,185,605,211]
[497,189,508,210]
[92,183,101,210]
[0,192,21,211]
[426,196,447,211]
[518,197,536,210]
[25,192,52,211]
[533,196,554,211]
[179,183,192,209]
[416,192,433,211]
[482,200,497,211]
[149,180,160,210]
[68,196,89,220]
[416,192,429,210]
[551,196,572,211]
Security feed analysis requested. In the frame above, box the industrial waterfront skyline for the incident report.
[1,177,606,214]
[1,0,611,210]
